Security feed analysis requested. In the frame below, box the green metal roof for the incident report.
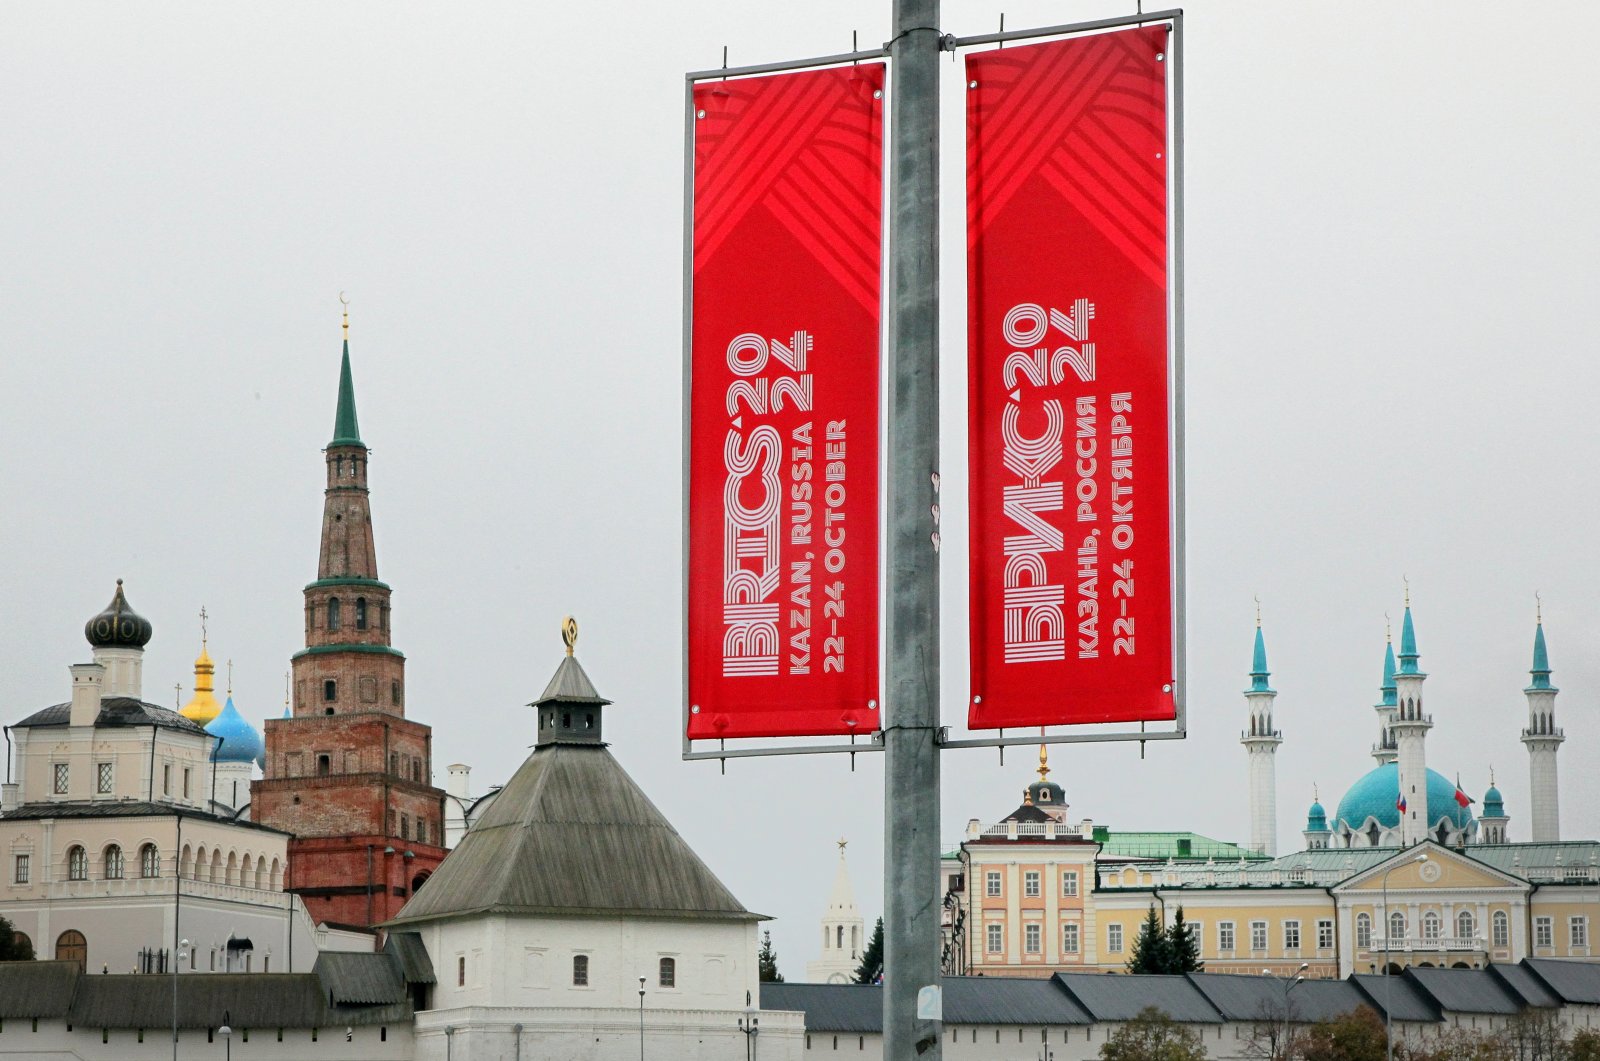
[1527,622,1555,692]
[1248,626,1274,693]
[330,340,364,448]
[1096,830,1264,860]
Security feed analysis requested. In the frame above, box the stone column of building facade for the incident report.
[1241,623,1280,857]
[1521,617,1562,842]
[252,323,448,928]
[1392,604,1432,848]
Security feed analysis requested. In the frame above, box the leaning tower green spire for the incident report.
[330,307,364,448]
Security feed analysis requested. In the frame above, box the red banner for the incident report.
[966,27,1176,728]
[686,65,884,739]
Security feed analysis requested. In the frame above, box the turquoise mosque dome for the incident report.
[1333,762,1473,833]
[1482,784,1505,818]
[206,696,265,768]
[1306,800,1329,832]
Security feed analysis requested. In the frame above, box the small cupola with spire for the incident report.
[533,618,612,746]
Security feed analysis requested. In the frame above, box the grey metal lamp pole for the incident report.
[1264,963,1307,1060]
[1382,852,1428,1061]
[218,1010,232,1061]
[638,976,646,1061]
[172,936,188,1061]
[739,991,760,1061]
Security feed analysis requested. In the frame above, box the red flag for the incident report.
[1454,776,1474,808]
[1396,793,1408,814]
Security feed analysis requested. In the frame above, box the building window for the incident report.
[1493,911,1510,948]
[985,871,1002,897]
[1389,911,1406,941]
[573,954,589,986]
[659,957,676,988]
[163,764,172,795]
[457,956,465,987]
[1284,921,1301,951]
[14,854,29,884]
[1024,924,1042,954]
[391,680,401,706]
[1107,924,1124,953]
[67,846,87,881]
[1024,871,1040,898]
[104,845,124,880]
[1572,917,1589,949]
[1318,920,1335,950]
[53,763,69,795]
[96,762,113,795]
[182,768,191,799]
[1250,921,1267,951]
[1356,913,1372,949]
[1422,912,1441,941]
[327,598,341,631]
[355,597,368,630]
[1062,871,1079,897]
[1062,923,1079,954]
[1218,922,1235,952]
[400,816,409,841]
[986,923,1003,954]
[323,679,337,702]
[1457,911,1474,940]
[1536,917,1554,949]
[141,844,159,879]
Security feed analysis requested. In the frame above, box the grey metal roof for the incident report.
[12,697,206,735]
[383,932,435,985]
[1184,974,1370,1024]
[313,952,405,1006]
[1054,973,1222,1023]
[761,977,1092,1031]
[1404,967,1524,1014]
[386,743,755,925]
[0,961,79,1018]
[945,976,1093,1025]
[66,972,410,1028]
[1350,973,1440,1022]
[532,656,611,706]
[761,984,883,1032]
[0,801,290,835]
[1522,959,1600,1005]
[1488,963,1561,1009]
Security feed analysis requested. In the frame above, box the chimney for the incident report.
[446,763,471,799]
[70,663,106,728]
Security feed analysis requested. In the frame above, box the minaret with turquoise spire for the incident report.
[1371,625,1399,765]
[1521,600,1563,842]
[1391,586,1433,847]
[1240,604,1281,856]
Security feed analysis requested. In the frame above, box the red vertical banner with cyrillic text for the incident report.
[687,65,884,739]
[967,27,1176,728]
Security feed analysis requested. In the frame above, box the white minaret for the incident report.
[1522,605,1563,842]
[1371,629,1399,766]
[1241,613,1281,857]
[1391,597,1433,847]
[806,840,866,984]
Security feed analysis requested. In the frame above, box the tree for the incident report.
[854,918,884,984]
[757,930,783,983]
[1100,1006,1208,1061]
[1569,1028,1600,1061]
[1127,905,1174,975]
[1167,907,1203,973]
[0,915,33,962]
[1300,1007,1389,1061]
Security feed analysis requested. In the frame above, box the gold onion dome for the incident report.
[84,579,153,649]
[180,613,223,725]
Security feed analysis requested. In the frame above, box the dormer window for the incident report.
[1039,790,1051,802]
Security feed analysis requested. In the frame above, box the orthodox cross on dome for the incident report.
[199,605,208,647]
[837,837,848,856]
[174,683,182,709]
[562,616,579,656]
[227,659,233,696]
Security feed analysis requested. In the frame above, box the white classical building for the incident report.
[0,583,358,975]
[806,842,866,984]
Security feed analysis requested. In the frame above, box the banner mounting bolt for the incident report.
[696,109,706,119]
[1156,52,1165,61]
[968,80,978,89]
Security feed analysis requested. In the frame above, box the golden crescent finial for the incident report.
[227,659,233,697]
[1535,590,1542,624]
[1254,594,1261,627]
[562,616,578,656]
[1384,611,1391,642]
[340,292,350,337]
[1402,574,1410,608]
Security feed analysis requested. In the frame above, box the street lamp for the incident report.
[172,937,189,1061]
[1264,962,1307,1060]
[739,990,761,1061]
[1382,852,1428,1061]
[218,1010,232,1061]
[638,976,646,1061]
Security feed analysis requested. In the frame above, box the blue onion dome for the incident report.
[1306,800,1329,832]
[1481,785,1505,818]
[1334,762,1474,832]
[206,696,265,768]
[85,579,154,649]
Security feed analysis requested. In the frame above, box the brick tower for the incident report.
[253,312,447,928]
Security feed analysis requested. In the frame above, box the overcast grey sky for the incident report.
[3,1,1597,978]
